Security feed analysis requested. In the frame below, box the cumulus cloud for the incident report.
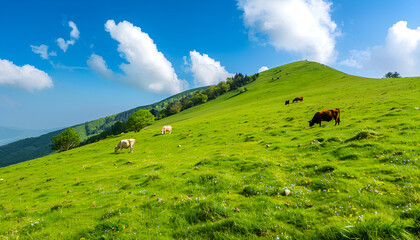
[237,0,338,64]
[340,21,420,77]
[57,21,79,52]
[31,44,57,60]
[104,20,187,94]
[258,66,269,73]
[0,59,53,92]
[185,50,233,86]
[87,53,114,79]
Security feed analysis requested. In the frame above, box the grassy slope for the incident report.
[0,87,206,168]
[0,61,419,239]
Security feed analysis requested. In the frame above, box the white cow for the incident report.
[114,139,136,153]
[161,126,172,134]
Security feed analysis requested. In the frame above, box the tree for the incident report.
[149,109,159,117]
[51,128,80,152]
[166,102,182,115]
[192,92,208,105]
[125,109,155,132]
[384,72,401,78]
[180,97,193,110]
[110,121,125,135]
[204,85,218,100]
[217,81,230,94]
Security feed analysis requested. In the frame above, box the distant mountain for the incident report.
[0,126,60,146]
[0,86,207,168]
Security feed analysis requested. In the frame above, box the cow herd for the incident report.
[114,96,341,153]
[114,125,173,153]
[286,96,341,127]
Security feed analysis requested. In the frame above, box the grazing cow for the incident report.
[309,108,340,127]
[114,139,135,153]
[292,97,303,103]
[285,100,290,105]
[161,126,172,134]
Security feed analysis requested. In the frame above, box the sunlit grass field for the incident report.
[1,61,419,239]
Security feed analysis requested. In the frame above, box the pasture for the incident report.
[0,61,419,239]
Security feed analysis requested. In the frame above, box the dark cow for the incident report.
[292,97,303,103]
[285,100,290,105]
[309,108,340,127]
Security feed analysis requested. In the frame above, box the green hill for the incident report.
[0,86,206,168]
[0,61,419,239]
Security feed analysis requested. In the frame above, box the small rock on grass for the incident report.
[284,189,291,196]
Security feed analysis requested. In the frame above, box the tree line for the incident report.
[158,73,258,118]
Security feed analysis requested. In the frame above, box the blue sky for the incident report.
[1,0,420,130]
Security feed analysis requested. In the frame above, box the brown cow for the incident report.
[309,108,340,127]
[292,97,303,103]
[285,100,290,105]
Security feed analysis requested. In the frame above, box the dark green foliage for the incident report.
[51,128,80,152]
[149,108,159,117]
[81,121,125,145]
[217,81,230,94]
[166,102,183,115]
[384,72,401,78]
[192,92,208,105]
[125,109,155,132]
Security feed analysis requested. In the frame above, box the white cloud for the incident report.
[341,21,420,77]
[237,0,338,64]
[31,44,57,60]
[57,38,75,53]
[57,21,79,52]
[185,50,234,86]
[87,53,114,79]
[339,49,370,69]
[104,20,187,94]
[69,21,80,40]
[0,59,53,92]
[258,66,269,73]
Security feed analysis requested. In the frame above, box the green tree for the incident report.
[166,102,183,115]
[384,72,401,78]
[51,128,80,152]
[110,121,125,135]
[180,97,193,110]
[204,85,218,100]
[217,81,230,94]
[192,92,208,105]
[125,109,155,132]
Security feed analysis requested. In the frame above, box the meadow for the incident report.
[0,61,419,239]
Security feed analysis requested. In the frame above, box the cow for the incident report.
[292,97,303,103]
[285,100,290,105]
[114,139,136,153]
[308,108,340,127]
[161,126,172,134]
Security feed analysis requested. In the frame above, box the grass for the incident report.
[0,61,419,239]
